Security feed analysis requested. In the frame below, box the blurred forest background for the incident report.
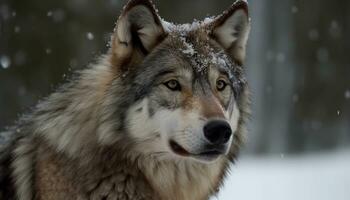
[0,0,349,156]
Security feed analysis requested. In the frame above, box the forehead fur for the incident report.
[145,19,245,84]
[163,19,235,69]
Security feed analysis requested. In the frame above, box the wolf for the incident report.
[0,0,251,199]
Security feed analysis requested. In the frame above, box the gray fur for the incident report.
[0,0,251,199]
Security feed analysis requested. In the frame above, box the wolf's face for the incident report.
[110,0,250,163]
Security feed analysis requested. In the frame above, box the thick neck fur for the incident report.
[141,158,226,200]
[12,56,233,200]
[36,143,226,200]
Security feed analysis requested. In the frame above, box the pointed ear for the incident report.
[210,1,250,65]
[111,0,166,68]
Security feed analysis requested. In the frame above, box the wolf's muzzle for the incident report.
[203,120,232,145]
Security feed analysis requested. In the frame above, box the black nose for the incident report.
[203,120,232,145]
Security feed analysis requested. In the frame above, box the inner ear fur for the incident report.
[209,1,251,65]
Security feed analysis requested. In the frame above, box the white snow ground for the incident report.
[212,149,350,200]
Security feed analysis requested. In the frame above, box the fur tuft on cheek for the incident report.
[126,99,158,139]
[125,98,177,155]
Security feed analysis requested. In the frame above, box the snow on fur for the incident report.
[161,17,238,75]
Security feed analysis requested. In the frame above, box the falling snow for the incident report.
[0,5,10,20]
[329,20,341,38]
[45,48,52,54]
[291,6,298,14]
[47,9,65,22]
[14,26,20,33]
[86,32,94,40]
[276,52,286,63]
[0,55,11,69]
[292,94,299,103]
[345,90,350,99]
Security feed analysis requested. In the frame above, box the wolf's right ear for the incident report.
[111,0,166,69]
[209,1,250,65]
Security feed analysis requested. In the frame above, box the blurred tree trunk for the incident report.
[246,0,295,154]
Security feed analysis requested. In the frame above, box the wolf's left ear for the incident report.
[111,0,166,68]
[209,1,250,65]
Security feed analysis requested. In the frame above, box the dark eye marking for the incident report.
[154,70,176,80]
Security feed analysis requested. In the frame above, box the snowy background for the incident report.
[215,149,350,200]
[1,0,349,199]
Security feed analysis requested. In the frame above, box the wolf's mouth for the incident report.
[169,140,190,156]
[169,140,224,161]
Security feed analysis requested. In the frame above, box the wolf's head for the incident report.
[105,0,250,163]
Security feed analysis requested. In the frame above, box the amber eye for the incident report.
[216,79,228,91]
[164,79,181,91]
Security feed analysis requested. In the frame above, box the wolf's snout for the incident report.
[203,120,232,145]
